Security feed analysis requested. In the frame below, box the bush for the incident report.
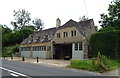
[89,30,120,59]
[99,27,120,32]
[2,44,19,57]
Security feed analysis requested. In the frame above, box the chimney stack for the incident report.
[56,18,61,28]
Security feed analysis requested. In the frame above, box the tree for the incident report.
[99,1,120,28]
[2,25,12,47]
[19,27,34,40]
[2,25,12,35]
[32,18,44,31]
[11,9,31,30]
[2,26,34,47]
[79,15,88,22]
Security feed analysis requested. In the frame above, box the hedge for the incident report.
[89,30,120,59]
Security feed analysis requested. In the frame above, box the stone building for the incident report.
[20,18,96,60]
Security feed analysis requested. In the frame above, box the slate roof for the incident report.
[21,27,56,44]
[58,19,94,36]
[21,19,94,44]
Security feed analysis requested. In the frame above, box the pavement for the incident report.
[101,68,120,77]
[1,57,120,77]
[1,57,70,68]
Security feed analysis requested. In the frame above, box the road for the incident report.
[1,59,102,77]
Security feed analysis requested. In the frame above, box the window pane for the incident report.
[63,32,68,37]
[79,43,82,50]
[40,46,41,51]
[66,32,68,37]
[71,31,73,36]
[63,32,65,37]
[74,31,76,36]
[75,43,78,50]
[57,33,60,38]
[44,46,46,51]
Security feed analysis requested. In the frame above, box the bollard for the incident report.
[22,57,25,61]
[37,57,39,63]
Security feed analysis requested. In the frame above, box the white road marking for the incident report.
[10,73,19,77]
[0,67,28,77]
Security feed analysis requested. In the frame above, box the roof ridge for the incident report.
[78,19,93,23]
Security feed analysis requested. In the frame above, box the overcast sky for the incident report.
[0,0,113,29]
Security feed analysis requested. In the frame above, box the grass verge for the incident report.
[68,59,120,73]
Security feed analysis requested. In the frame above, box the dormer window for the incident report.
[63,32,68,37]
[56,33,60,38]
[44,35,48,40]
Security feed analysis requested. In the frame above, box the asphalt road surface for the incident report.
[1,59,102,78]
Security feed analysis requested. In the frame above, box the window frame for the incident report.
[63,32,68,37]
[71,30,76,37]
[56,33,60,38]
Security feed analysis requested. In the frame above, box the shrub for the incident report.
[2,44,19,57]
[89,30,120,59]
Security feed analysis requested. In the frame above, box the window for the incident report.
[21,47,23,51]
[74,43,82,51]
[43,46,46,51]
[33,47,36,51]
[36,47,38,51]
[41,46,43,51]
[75,43,78,50]
[56,33,60,38]
[63,32,68,37]
[79,43,82,50]
[38,46,41,51]
[71,30,76,36]
[27,47,30,51]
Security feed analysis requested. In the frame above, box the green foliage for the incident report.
[19,27,34,39]
[79,15,88,22]
[99,1,120,28]
[2,26,12,47]
[2,27,34,47]
[32,18,44,31]
[2,25,12,35]
[69,57,119,73]
[2,44,19,57]
[69,60,93,71]
[89,30,120,59]
[99,26,120,32]
[11,9,31,30]
[12,44,19,53]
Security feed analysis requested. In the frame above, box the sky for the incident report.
[0,0,113,30]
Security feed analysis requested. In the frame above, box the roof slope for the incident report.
[21,19,94,44]
[21,27,56,44]
[58,19,94,36]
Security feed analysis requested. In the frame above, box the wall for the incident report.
[52,27,85,43]
[20,42,52,59]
